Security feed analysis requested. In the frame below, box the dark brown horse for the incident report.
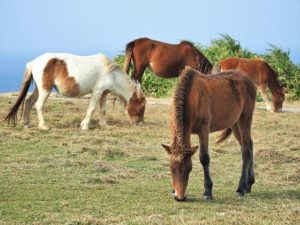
[124,38,213,82]
[213,57,287,112]
[162,67,257,201]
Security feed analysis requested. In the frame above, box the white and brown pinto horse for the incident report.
[3,53,146,130]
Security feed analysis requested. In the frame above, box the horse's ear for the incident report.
[135,81,144,98]
[131,92,138,100]
[140,97,146,107]
[162,144,172,155]
[187,146,198,157]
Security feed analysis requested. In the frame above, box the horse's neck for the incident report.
[200,59,213,74]
[111,71,135,104]
[267,71,281,95]
[172,123,191,150]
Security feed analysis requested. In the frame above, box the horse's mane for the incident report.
[171,67,196,156]
[264,61,283,88]
[180,41,213,74]
[103,57,122,73]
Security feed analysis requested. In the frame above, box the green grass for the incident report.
[0,95,299,224]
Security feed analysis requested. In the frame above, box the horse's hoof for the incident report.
[24,124,31,129]
[137,121,144,126]
[99,121,108,127]
[203,195,213,201]
[38,125,49,130]
[236,192,245,198]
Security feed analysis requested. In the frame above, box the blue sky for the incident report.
[0,0,299,91]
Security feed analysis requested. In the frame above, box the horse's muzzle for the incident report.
[174,195,187,202]
[171,189,186,202]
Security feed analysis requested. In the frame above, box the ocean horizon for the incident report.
[1,51,299,93]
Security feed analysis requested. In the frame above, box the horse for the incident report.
[2,53,146,130]
[213,57,287,112]
[162,67,257,201]
[124,37,213,82]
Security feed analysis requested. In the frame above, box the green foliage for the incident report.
[114,34,300,99]
[261,45,300,100]
[196,34,257,64]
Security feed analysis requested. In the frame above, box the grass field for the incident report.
[0,94,299,225]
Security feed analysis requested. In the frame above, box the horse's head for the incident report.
[127,83,146,125]
[162,143,198,201]
[273,87,287,112]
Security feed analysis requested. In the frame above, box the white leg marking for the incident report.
[35,91,50,130]
[81,90,103,130]
[99,93,108,127]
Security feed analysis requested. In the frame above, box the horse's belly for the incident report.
[55,72,98,97]
[209,108,241,132]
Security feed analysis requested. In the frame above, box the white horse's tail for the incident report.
[2,63,33,126]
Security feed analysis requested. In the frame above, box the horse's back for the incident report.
[218,57,271,84]
[29,53,110,96]
[186,69,256,132]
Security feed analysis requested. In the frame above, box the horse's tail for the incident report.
[212,62,221,74]
[2,64,33,126]
[216,128,232,143]
[124,41,135,74]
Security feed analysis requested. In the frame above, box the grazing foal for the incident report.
[124,37,213,82]
[162,67,257,201]
[213,57,286,112]
[3,53,146,129]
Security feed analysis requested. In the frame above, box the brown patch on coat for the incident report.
[43,58,80,97]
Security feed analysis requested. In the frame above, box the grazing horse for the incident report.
[213,57,286,112]
[162,67,257,201]
[2,53,146,130]
[124,38,213,82]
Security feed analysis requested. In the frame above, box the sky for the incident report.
[0,0,300,92]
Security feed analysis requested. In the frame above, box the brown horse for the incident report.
[124,38,213,82]
[213,57,287,112]
[162,67,257,201]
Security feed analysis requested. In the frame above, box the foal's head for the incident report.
[162,143,198,201]
[127,84,146,125]
[273,87,287,112]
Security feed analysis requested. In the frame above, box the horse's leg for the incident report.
[198,127,213,200]
[236,120,252,197]
[23,86,39,128]
[259,84,272,111]
[35,89,51,130]
[232,124,254,193]
[246,138,255,193]
[98,91,108,126]
[231,124,241,145]
[132,64,147,83]
[81,90,103,130]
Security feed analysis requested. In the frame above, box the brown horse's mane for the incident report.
[171,67,196,156]
[180,40,213,74]
[264,62,283,90]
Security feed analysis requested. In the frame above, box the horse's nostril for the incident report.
[174,195,187,202]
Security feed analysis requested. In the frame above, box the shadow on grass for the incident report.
[251,189,300,200]
[180,188,300,204]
